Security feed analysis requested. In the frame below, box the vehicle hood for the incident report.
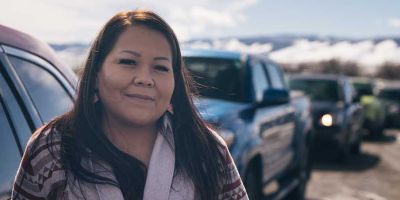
[194,98,248,123]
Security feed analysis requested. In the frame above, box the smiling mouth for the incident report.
[124,93,155,101]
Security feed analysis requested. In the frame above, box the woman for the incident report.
[12,10,248,200]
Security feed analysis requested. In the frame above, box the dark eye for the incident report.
[155,65,170,72]
[118,59,137,65]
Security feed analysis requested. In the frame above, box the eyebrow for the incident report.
[119,50,170,61]
[154,57,170,61]
[120,50,141,57]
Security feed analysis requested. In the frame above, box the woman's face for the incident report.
[97,25,174,127]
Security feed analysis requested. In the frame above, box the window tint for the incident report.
[0,72,31,149]
[379,89,400,101]
[289,79,339,102]
[252,60,269,102]
[352,83,373,96]
[266,63,285,89]
[184,57,245,102]
[8,56,73,123]
[0,100,21,197]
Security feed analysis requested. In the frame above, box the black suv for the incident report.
[289,74,363,160]
[0,25,77,199]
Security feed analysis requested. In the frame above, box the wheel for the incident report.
[284,142,310,200]
[373,124,384,136]
[350,136,362,154]
[369,123,384,136]
[244,167,262,200]
[336,141,351,163]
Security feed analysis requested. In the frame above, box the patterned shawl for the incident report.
[11,115,248,200]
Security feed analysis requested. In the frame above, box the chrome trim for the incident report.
[0,53,43,127]
[2,45,75,97]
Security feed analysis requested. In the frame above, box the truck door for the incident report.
[251,59,296,182]
[0,72,30,199]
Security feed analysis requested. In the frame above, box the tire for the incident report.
[340,143,352,162]
[350,136,362,154]
[369,124,384,136]
[337,127,353,162]
[373,125,384,136]
[284,142,310,200]
[244,167,262,200]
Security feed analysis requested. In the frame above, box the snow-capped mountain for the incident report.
[51,35,400,73]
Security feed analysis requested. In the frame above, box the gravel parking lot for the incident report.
[306,129,400,200]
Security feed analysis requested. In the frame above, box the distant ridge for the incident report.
[49,34,400,70]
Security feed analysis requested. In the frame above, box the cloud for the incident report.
[165,0,259,41]
[56,46,89,69]
[388,18,400,28]
[183,38,400,74]
[269,39,400,73]
[183,38,273,54]
[212,39,273,54]
[0,0,136,43]
[0,0,259,43]
[56,38,400,74]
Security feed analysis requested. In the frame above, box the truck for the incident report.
[183,49,313,200]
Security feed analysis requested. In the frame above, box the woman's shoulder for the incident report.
[19,125,64,178]
[23,125,64,171]
[27,125,63,160]
[209,128,249,199]
[12,125,66,199]
[208,128,230,160]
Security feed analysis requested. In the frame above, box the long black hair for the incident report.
[35,10,228,199]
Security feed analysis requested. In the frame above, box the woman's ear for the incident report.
[167,103,174,114]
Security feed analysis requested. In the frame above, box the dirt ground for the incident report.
[306,129,400,200]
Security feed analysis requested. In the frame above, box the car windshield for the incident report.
[353,82,373,96]
[289,79,339,102]
[184,57,244,102]
[379,89,400,101]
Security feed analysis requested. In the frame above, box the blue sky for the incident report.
[0,0,399,43]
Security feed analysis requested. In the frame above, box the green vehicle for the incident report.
[351,78,386,135]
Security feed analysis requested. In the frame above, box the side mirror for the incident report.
[261,89,289,106]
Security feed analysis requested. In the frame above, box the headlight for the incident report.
[321,114,333,127]
[218,129,236,147]
[320,112,344,127]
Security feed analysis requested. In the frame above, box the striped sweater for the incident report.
[11,127,248,200]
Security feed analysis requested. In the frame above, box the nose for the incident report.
[133,67,155,88]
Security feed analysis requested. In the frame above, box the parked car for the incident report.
[0,25,77,199]
[289,74,363,160]
[350,77,387,135]
[183,49,313,200]
[377,82,400,129]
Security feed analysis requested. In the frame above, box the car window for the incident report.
[184,57,245,102]
[251,60,269,102]
[379,89,400,101]
[0,71,31,149]
[352,82,373,96]
[289,79,339,102]
[8,56,73,123]
[266,63,285,89]
[0,99,21,198]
